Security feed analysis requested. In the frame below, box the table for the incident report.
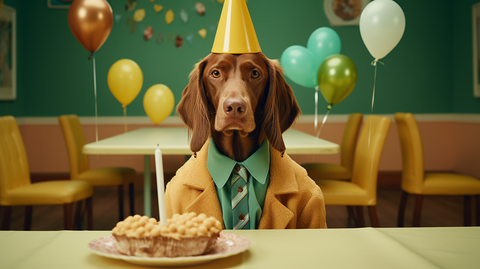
[2,227,479,269]
[83,127,339,217]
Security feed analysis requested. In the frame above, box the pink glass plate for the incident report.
[88,233,250,267]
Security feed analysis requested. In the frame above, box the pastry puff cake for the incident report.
[112,213,223,257]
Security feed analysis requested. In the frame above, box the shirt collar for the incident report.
[207,139,270,189]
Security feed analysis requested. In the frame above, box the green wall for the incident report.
[1,0,478,117]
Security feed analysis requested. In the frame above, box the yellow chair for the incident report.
[0,116,93,230]
[315,115,391,227]
[58,115,136,221]
[394,112,480,227]
[302,113,363,180]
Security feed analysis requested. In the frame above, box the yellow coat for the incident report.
[165,140,327,229]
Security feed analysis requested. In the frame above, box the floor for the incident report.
[2,185,471,231]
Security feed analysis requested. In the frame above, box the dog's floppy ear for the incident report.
[261,53,301,154]
[176,56,211,154]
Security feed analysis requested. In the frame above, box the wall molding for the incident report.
[298,114,480,123]
[15,114,480,125]
[16,116,185,125]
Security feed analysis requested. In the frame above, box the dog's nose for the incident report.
[223,98,246,117]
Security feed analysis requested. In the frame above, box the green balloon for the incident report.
[318,54,357,105]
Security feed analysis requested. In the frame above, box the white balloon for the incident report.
[359,0,406,60]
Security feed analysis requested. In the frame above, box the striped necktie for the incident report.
[231,164,249,230]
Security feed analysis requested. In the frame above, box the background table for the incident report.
[83,127,340,217]
[2,227,479,269]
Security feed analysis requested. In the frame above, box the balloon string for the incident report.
[314,86,319,134]
[367,59,384,190]
[368,58,383,149]
[367,117,377,192]
[88,51,94,60]
[2,0,7,115]
[93,55,98,142]
[315,105,331,138]
[123,105,128,133]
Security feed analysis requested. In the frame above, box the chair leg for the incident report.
[129,183,135,216]
[86,197,93,230]
[397,191,408,227]
[1,206,12,230]
[412,194,423,227]
[476,195,480,226]
[355,206,365,227]
[24,206,33,231]
[464,196,472,226]
[74,200,83,230]
[368,206,380,227]
[345,206,356,228]
[118,185,124,221]
[347,206,355,219]
[63,203,73,230]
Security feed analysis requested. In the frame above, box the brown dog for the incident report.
[166,52,327,229]
[177,53,300,161]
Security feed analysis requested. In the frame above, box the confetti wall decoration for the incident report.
[133,9,145,22]
[154,4,163,12]
[198,28,207,38]
[165,9,174,24]
[113,0,220,49]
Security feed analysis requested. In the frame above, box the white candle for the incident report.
[155,144,167,225]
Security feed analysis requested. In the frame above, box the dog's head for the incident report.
[177,52,300,156]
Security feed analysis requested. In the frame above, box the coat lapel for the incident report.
[258,147,298,229]
[182,141,224,225]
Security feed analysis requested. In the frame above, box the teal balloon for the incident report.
[280,45,317,88]
[307,27,341,71]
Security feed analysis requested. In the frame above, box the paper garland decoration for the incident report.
[144,26,154,40]
[180,9,188,23]
[196,3,206,15]
[154,4,163,12]
[165,9,174,24]
[130,22,135,33]
[175,35,183,48]
[119,1,219,48]
[198,28,207,38]
[186,34,194,44]
[115,13,122,24]
[125,0,136,12]
[133,8,145,22]
[156,32,164,44]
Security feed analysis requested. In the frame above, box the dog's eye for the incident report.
[211,70,220,78]
[251,70,260,79]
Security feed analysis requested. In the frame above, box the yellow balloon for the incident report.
[143,84,175,124]
[108,59,143,107]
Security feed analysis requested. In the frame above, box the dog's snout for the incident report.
[223,98,246,117]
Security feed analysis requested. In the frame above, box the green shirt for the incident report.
[207,139,270,229]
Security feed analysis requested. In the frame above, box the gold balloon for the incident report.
[143,84,175,124]
[108,59,144,107]
[68,0,113,53]
[318,54,357,105]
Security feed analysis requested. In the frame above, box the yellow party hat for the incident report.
[212,0,261,53]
